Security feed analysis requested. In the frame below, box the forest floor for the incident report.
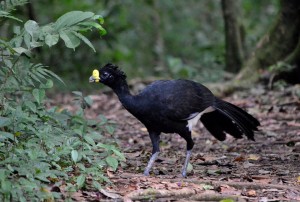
[55,84,300,201]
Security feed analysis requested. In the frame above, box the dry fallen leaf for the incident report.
[100,189,122,199]
[233,155,245,162]
[246,190,257,197]
[248,154,260,161]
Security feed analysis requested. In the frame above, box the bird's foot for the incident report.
[181,150,192,178]
[143,170,150,176]
[181,170,187,178]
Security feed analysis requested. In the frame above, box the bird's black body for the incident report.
[90,63,260,177]
[124,80,215,134]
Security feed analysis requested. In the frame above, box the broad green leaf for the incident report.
[72,91,83,97]
[78,21,106,36]
[32,89,45,105]
[59,30,80,50]
[72,31,95,52]
[0,117,11,127]
[93,181,102,190]
[76,174,85,188]
[220,199,235,202]
[45,34,59,47]
[84,96,93,107]
[38,78,53,89]
[24,32,31,48]
[24,20,40,40]
[71,150,79,163]
[97,143,113,150]
[74,128,83,136]
[77,163,86,171]
[112,149,126,161]
[13,47,32,57]
[0,132,14,140]
[105,156,118,171]
[84,136,95,146]
[24,101,36,112]
[105,125,115,134]
[40,68,65,85]
[55,11,94,30]
[44,79,53,89]
[0,11,22,22]
[1,180,12,193]
[92,14,104,24]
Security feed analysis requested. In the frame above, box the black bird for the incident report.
[89,63,260,177]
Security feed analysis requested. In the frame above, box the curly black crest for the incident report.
[102,63,127,80]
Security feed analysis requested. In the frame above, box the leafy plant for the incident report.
[0,2,124,201]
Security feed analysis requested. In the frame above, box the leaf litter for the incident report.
[50,84,300,201]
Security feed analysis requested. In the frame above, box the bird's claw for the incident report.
[143,170,150,176]
[181,170,187,178]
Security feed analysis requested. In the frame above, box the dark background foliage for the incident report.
[6,0,279,89]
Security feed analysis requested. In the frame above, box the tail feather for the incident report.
[200,99,260,141]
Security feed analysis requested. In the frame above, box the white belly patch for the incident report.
[186,106,215,131]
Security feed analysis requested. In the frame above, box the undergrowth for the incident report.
[0,1,124,201]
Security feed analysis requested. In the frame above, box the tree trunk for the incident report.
[236,0,300,82]
[221,0,244,73]
[150,0,166,75]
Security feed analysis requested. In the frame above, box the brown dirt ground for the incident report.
[54,84,300,201]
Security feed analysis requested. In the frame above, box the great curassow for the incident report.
[89,63,260,177]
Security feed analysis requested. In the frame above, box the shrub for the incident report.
[0,1,123,201]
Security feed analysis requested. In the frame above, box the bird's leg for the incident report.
[181,132,194,177]
[144,152,159,176]
[182,150,192,177]
[144,131,160,176]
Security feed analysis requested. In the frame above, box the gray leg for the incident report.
[144,152,159,176]
[144,131,160,176]
[182,150,192,177]
[179,131,194,177]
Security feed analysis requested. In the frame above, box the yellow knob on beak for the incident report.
[89,69,100,83]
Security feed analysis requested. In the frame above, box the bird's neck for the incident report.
[112,80,135,109]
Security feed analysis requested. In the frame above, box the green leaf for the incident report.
[13,47,32,57]
[24,20,40,40]
[24,101,37,112]
[84,136,95,146]
[0,11,22,22]
[59,30,80,50]
[0,132,14,140]
[45,34,59,47]
[220,199,235,202]
[0,117,11,127]
[72,91,83,97]
[44,79,53,89]
[32,89,45,105]
[112,149,126,161]
[71,150,79,163]
[93,181,102,190]
[40,68,65,85]
[78,21,106,36]
[55,11,94,30]
[72,31,95,52]
[76,174,85,188]
[105,156,118,171]
[84,96,93,107]
[105,125,115,135]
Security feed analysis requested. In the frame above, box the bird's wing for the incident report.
[140,80,215,121]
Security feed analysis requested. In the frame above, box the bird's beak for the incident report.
[89,69,100,83]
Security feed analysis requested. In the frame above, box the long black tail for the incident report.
[200,98,260,141]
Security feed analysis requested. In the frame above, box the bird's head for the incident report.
[89,63,127,87]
